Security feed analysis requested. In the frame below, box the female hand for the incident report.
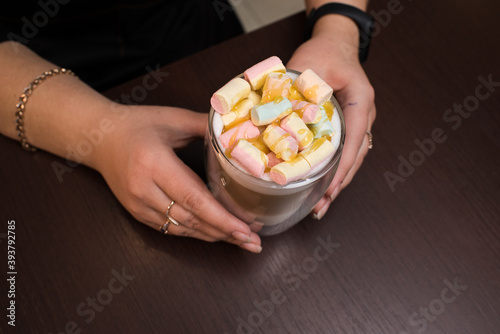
[94,104,262,253]
[287,17,376,220]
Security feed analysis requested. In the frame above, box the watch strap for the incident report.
[304,3,374,63]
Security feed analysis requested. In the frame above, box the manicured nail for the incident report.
[241,243,263,254]
[232,231,251,243]
[313,204,329,220]
[330,184,341,202]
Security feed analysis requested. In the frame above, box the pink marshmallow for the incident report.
[219,120,260,149]
[244,56,286,90]
[211,96,224,114]
[266,152,283,168]
[231,140,268,178]
[290,100,321,124]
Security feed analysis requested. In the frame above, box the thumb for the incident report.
[185,111,209,138]
[166,108,208,138]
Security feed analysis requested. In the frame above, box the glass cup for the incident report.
[205,70,345,236]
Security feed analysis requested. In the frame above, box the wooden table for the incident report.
[2,0,499,333]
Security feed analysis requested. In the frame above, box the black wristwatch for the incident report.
[304,3,374,63]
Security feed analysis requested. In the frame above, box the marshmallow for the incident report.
[211,78,251,114]
[221,98,254,127]
[290,100,321,124]
[261,73,292,103]
[247,90,262,105]
[244,56,286,90]
[247,136,269,154]
[288,86,306,101]
[251,97,293,126]
[219,120,260,149]
[269,138,335,185]
[266,152,283,168]
[270,156,311,185]
[309,106,334,139]
[280,112,314,150]
[322,100,335,121]
[293,69,333,105]
[300,138,335,168]
[211,56,342,185]
[231,139,269,178]
[262,124,299,161]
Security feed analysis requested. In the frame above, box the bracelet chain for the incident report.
[15,68,76,152]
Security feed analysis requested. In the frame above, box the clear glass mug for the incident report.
[204,70,345,236]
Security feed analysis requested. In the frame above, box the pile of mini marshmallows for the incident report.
[211,56,337,185]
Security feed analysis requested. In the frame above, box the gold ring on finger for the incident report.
[166,200,180,226]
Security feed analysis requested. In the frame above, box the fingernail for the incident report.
[232,231,251,243]
[249,222,264,233]
[241,243,263,253]
[330,184,341,202]
[313,204,329,221]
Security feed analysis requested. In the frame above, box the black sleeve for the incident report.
[0,22,10,43]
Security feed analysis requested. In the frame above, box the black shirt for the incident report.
[1,0,243,91]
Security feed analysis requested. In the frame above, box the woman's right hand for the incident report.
[93,103,263,253]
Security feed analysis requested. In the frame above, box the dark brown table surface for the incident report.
[2,0,500,333]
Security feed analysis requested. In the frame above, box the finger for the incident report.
[153,107,209,149]
[135,176,263,252]
[139,196,263,253]
[312,101,375,215]
[162,107,208,138]
[311,138,368,219]
[127,145,262,249]
[165,218,261,248]
[148,188,262,249]
[311,120,374,219]
[329,103,368,190]
[338,126,372,190]
[335,103,375,183]
[153,150,258,243]
[183,111,208,138]
[249,222,264,233]
[311,196,331,220]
